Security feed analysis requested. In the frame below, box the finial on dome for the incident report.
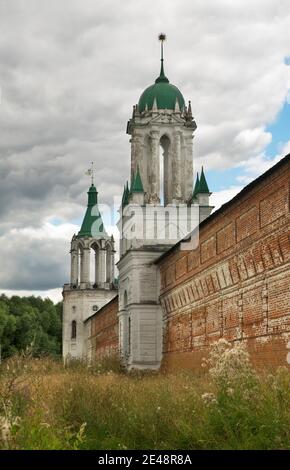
[85,161,95,186]
[156,33,169,84]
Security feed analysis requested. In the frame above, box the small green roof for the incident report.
[131,166,144,193]
[121,184,126,205]
[78,184,107,238]
[123,181,130,206]
[192,172,200,200]
[198,167,210,193]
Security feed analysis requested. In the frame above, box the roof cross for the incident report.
[86,161,95,185]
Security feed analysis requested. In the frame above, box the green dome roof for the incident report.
[139,82,185,113]
[138,56,185,113]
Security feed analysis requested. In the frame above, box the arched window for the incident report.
[106,244,112,283]
[90,242,100,286]
[124,290,128,307]
[71,320,77,340]
[159,135,170,205]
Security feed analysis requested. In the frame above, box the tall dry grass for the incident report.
[0,341,289,450]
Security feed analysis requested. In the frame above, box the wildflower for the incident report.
[205,339,254,389]
[0,413,20,447]
[201,392,217,406]
[0,416,11,444]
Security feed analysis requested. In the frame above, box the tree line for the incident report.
[0,294,62,359]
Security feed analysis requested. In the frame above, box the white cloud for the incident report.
[11,221,79,241]
[1,288,63,304]
[236,139,290,184]
[210,186,243,212]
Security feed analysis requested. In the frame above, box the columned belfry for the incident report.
[62,181,116,361]
[70,183,115,289]
[127,35,196,205]
[118,35,213,370]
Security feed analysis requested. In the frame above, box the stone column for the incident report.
[111,249,115,284]
[98,248,106,284]
[118,308,130,364]
[131,131,142,181]
[150,130,160,202]
[106,247,112,283]
[185,134,194,201]
[173,131,181,200]
[81,248,90,284]
[70,249,78,285]
[94,248,99,285]
[130,136,136,182]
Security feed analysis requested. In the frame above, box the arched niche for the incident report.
[105,242,113,284]
[76,242,84,284]
[159,134,171,205]
[90,241,101,285]
[71,320,77,340]
[124,290,128,307]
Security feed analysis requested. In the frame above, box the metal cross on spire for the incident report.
[158,33,166,63]
[156,33,169,83]
[85,161,95,185]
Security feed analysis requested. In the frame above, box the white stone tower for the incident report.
[62,183,116,361]
[118,35,213,370]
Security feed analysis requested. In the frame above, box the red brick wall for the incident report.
[158,156,290,371]
[88,295,119,360]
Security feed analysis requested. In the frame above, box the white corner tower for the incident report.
[117,35,213,370]
[62,181,116,361]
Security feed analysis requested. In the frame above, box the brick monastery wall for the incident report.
[88,295,119,360]
[157,155,290,371]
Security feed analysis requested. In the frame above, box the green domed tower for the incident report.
[118,35,213,371]
[138,39,185,113]
[126,34,197,206]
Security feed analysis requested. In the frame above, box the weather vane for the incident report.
[85,161,95,185]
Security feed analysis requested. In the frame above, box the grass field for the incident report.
[0,340,289,450]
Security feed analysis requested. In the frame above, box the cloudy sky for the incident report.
[0,0,289,303]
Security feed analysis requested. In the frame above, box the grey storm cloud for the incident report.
[0,235,69,290]
[0,0,289,292]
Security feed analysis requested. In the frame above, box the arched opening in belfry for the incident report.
[159,135,170,205]
[106,243,112,284]
[90,243,100,286]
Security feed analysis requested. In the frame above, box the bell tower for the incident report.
[118,35,213,370]
[63,178,117,361]
[127,34,196,206]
